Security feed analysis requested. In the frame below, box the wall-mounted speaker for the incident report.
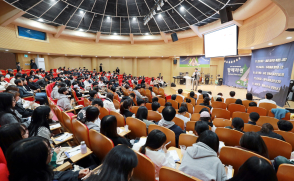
[173,59,177,64]
[171,33,178,42]
[219,7,233,24]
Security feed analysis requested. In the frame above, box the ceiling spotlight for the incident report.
[28,52,31,53]
[180,6,185,11]
[157,5,161,11]
[109,56,111,57]
[79,29,84,31]
[65,54,67,56]
[48,53,50,55]
[162,56,163,57]
[79,10,83,14]
[286,37,292,39]
[251,47,254,49]
[38,18,44,22]
[114,33,117,35]
[5,50,8,51]
[268,43,273,45]
[158,14,162,18]
[96,56,97,57]
[123,57,124,58]
[133,17,136,21]
[145,33,149,35]
[107,16,110,20]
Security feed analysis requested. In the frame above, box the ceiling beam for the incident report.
[0,9,25,27]
[95,32,101,43]
[160,32,168,43]
[130,33,134,44]
[54,25,66,38]
[232,20,244,27]
[190,25,203,38]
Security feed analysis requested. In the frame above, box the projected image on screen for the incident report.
[204,25,238,58]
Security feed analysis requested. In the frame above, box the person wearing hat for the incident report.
[175,106,190,128]
[72,84,83,97]
[5,69,14,78]
[199,111,213,127]
[99,63,103,72]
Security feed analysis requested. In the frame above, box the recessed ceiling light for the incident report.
[107,16,110,20]
[123,57,124,58]
[28,52,30,53]
[145,33,149,35]
[180,6,185,11]
[79,29,83,31]
[48,53,50,55]
[38,18,44,22]
[251,47,254,49]
[149,56,150,58]
[286,37,292,39]
[113,33,117,35]
[133,17,136,21]
[65,54,67,56]
[268,43,273,45]
[5,50,8,51]
[162,56,163,57]
[79,10,83,14]
[158,14,162,18]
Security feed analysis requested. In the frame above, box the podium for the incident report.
[184,76,193,90]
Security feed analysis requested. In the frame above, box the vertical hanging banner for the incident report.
[180,56,210,68]
[223,56,251,88]
[247,42,294,107]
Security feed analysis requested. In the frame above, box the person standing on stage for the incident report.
[99,63,103,72]
[192,68,200,91]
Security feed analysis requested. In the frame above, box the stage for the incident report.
[163,84,293,108]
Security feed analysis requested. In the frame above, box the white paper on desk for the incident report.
[218,141,225,154]
[75,105,83,109]
[226,165,233,179]
[50,123,61,129]
[117,127,123,134]
[65,147,81,158]
[132,137,147,151]
[55,133,73,142]
[168,150,180,162]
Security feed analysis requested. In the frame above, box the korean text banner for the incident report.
[223,56,251,88]
[247,42,294,107]
[180,56,210,68]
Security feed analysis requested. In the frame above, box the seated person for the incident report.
[225,117,244,133]
[158,106,185,147]
[57,87,74,111]
[248,112,260,125]
[51,82,66,100]
[207,91,212,99]
[199,111,213,127]
[120,92,135,105]
[88,90,98,102]
[277,120,293,132]
[199,97,212,110]
[195,89,202,99]
[152,101,161,113]
[0,74,9,91]
[165,102,172,107]
[258,93,276,106]
[120,99,134,118]
[194,121,209,136]
[7,90,33,118]
[229,91,236,98]
[137,98,145,107]
[27,76,41,92]
[149,87,156,97]
[175,106,190,128]
[257,123,285,141]
[177,89,185,100]
[104,92,120,113]
[189,91,197,101]
[72,84,83,97]
[245,93,253,101]
[139,130,175,180]
[227,156,277,181]
[100,115,132,147]
[179,130,226,181]
[238,132,269,159]
[181,102,191,117]
[135,106,155,128]
[84,107,100,133]
[171,94,177,101]
[152,97,158,103]
[77,98,103,125]
[93,86,107,99]
[249,102,257,107]
[216,97,222,102]
[235,99,243,105]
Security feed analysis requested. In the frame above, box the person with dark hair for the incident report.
[248,112,260,125]
[179,130,226,180]
[136,98,145,107]
[207,91,212,99]
[120,99,134,118]
[133,86,144,100]
[0,74,9,91]
[199,111,213,127]
[195,89,202,99]
[152,101,161,112]
[135,106,155,128]
[176,106,190,128]
[84,107,100,132]
[189,91,197,101]
[100,115,132,147]
[88,90,98,102]
[165,102,172,107]
[199,97,212,110]
[246,93,253,101]
[51,82,66,99]
[249,102,257,107]
[158,106,184,147]
[185,98,191,104]
[229,91,236,98]
[228,157,277,181]
[149,87,156,97]
[57,87,74,111]
[104,92,119,112]
[6,137,91,181]
[86,145,137,181]
[139,130,175,179]
[216,97,222,102]
[171,94,177,100]
[258,93,276,106]
[30,59,38,69]
[194,121,209,136]
[152,97,159,103]
[177,89,184,100]
[257,123,285,141]
[225,117,244,133]
[77,98,103,124]
[277,120,293,132]
[7,90,33,118]
[27,76,41,91]
[0,123,27,154]
[238,132,269,159]
[235,99,243,105]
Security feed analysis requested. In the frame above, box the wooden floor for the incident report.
[163,84,294,109]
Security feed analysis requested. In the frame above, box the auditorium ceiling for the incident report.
[4,0,246,35]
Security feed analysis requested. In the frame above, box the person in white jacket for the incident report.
[175,106,190,128]
[103,92,119,112]
[0,75,9,91]
[139,129,176,180]
[179,130,227,181]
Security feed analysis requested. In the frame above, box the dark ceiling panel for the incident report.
[80,0,97,11]
[147,18,160,33]
[121,17,130,33]
[128,0,140,16]
[144,0,155,10]
[136,0,149,16]
[92,0,107,14]
[13,0,40,11]
[22,14,35,19]
[78,12,94,30]
[54,5,77,25]
[67,10,85,28]
[66,0,84,7]
[161,12,179,30]
[117,0,128,16]
[201,0,223,10]
[89,14,103,31]
[40,1,67,21]
[111,17,120,34]
[27,0,54,17]
[137,17,150,34]
[100,16,111,33]
[105,0,116,16]
[155,14,169,31]
[130,18,141,34]
[175,3,198,25]
[167,9,189,28]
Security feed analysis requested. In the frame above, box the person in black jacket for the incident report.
[100,115,132,147]
[7,90,33,118]
[6,137,92,181]
[99,63,103,72]
[115,67,120,74]
[120,99,134,118]
[16,62,21,71]
[257,123,285,141]
[30,59,38,69]
[27,76,41,92]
